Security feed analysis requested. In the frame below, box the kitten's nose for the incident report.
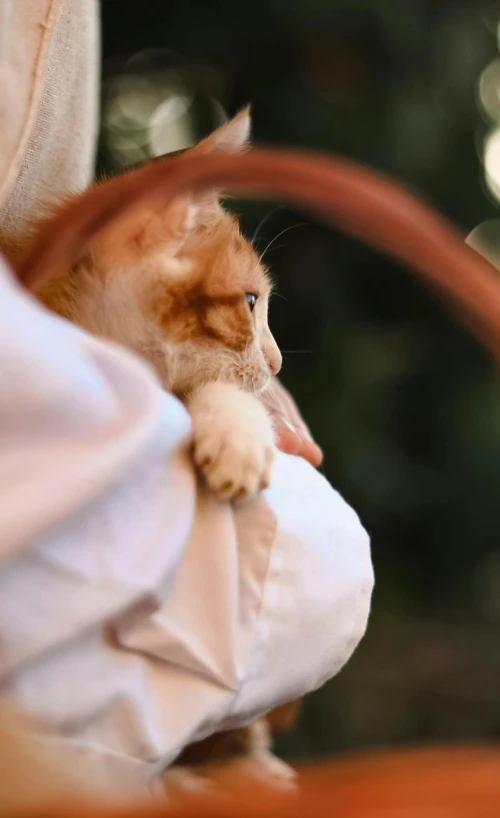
[266,343,282,376]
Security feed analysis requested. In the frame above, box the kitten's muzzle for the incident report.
[265,345,282,376]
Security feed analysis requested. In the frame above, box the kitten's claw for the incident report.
[189,382,275,501]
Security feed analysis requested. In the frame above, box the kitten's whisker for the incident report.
[251,206,283,246]
[263,244,289,256]
[280,350,313,354]
[259,223,307,262]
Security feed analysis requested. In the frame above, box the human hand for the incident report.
[261,379,323,468]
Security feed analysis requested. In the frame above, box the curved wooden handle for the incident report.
[16,146,500,358]
[24,746,500,818]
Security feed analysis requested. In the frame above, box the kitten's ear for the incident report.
[159,108,251,238]
[164,108,251,232]
[190,106,251,155]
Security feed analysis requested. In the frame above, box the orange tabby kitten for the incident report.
[39,108,280,502]
[37,108,296,787]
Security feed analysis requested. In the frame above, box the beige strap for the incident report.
[0,1,62,208]
[0,0,99,241]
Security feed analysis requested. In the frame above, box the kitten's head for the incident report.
[45,108,281,398]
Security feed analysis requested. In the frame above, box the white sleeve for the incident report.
[0,259,373,797]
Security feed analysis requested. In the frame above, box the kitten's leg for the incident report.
[188,381,275,501]
[169,722,296,794]
[209,720,297,790]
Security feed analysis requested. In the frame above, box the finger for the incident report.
[274,417,324,466]
[274,417,303,455]
[298,437,323,468]
[262,380,323,466]
[270,382,316,443]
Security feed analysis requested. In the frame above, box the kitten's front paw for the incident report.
[188,382,275,501]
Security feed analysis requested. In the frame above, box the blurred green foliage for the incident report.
[100,0,500,757]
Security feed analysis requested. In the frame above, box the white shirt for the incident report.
[0,0,373,798]
[0,257,372,794]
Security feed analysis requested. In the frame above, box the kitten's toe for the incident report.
[199,441,273,501]
[189,382,276,502]
[234,486,250,501]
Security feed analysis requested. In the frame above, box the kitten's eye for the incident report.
[245,293,257,312]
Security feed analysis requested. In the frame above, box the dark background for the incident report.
[100,0,500,759]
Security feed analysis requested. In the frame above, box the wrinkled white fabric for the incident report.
[0,0,373,798]
[0,259,373,794]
